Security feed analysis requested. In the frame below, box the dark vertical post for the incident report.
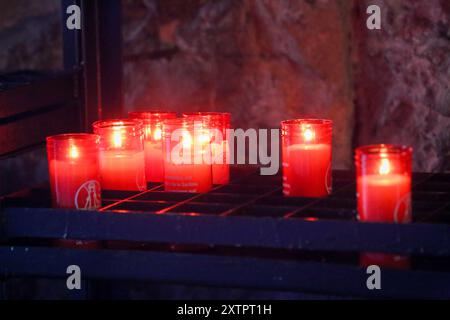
[61,0,123,131]
[97,0,124,119]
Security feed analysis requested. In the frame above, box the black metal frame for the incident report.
[0,0,123,157]
[1,168,450,299]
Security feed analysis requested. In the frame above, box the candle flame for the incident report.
[182,132,192,148]
[379,158,391,175]
[303,127,315,142]
[69,145,79,159]
[153,128,162,141]
[198,132,211,145]
[112,130,123,148]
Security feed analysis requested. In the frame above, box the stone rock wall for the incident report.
[353,0,450,171]
[122,0,355,168]
[0,0,449,171]
[0,0,62,72]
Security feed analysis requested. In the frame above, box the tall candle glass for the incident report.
[356,144,413,269]
[129,111,177,184]
[47,133,101,249]
[162,117,213,193]
[93,119,146,191]
[281,119,333,197]
[183,112,231,185]
[47,133,101,209]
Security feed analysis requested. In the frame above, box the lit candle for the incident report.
[183,112,231,185]
[281,119,333,197]
[356,144,413,269]
[47,133,102,249]
[93,120,146,191]
[356,145,412,223]
[129,111,177,183]
[46,134,101,209]
[163,118,213,193]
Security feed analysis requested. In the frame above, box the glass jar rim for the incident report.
[129,111,177,119]
[183,111,231,118]
[356,144,413,156]
[46,133,99,144]
[281,118,333,127]
[92,119,143,130]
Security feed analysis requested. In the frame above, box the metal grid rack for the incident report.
[1,166,450,299]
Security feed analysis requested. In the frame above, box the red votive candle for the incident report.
[47,133,101,209]
[129,111,177,183]
[281,119,333,197]
[356,144,413,269]
[355,144,412,223]
[93,119,146,191]
[162,117,213,193]
[47,133,102,249]
[183,112,231,185]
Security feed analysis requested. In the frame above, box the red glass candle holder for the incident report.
[47,134,102,250]
[47,133,101,209]
[129,111,177,183]
[183,112,231,184]
[281,119,333,198]
[355,144,413,223]
[162,117,213,193]
[356,144,413,269]
[93,119,146,191]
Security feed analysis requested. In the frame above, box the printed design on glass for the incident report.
[394,192,412,223]
[74,180,101,210]
[136,171,147,191]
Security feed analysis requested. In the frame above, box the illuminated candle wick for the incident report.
[182,132,192,148]
[303,128,315,142]
[379,158,391,175]
[112,130,123,148]
[69,145,79,159]
[153,128,162,141]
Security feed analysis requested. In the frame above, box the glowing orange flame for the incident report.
[302,126,315,142]
[153,128,162,141]
[69,145,79,159]
[112,130,123,148]
[182,132,192,148]
[379,158,391,175]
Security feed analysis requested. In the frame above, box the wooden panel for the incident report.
[0,102,81,155]
[0,73,76,120]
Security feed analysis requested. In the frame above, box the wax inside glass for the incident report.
[281,119,333,198]
[355,144,413,223]
[355,144,413,269]
[162,117,213,193]
[46,133,101,209]
[182,112,231,185]
[129,111,177,183]
[93,119,146,191]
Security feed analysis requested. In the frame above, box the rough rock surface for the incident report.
[0,0,62,72]
[123,0,355,168]
[353,0,450,171]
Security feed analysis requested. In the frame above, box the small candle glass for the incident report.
[47,133,101,209]
[355,144,413,223]
[162,117,213,193]
[93,119,146,191]
[183,112,231,185]
[129,111,177,183]
[356,144,413,269]
[281,119,333,197]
